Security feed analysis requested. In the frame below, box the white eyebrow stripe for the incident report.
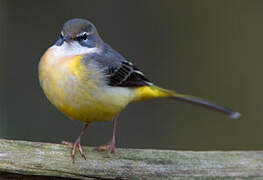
[76,31,95,37]
[76,32,88,37]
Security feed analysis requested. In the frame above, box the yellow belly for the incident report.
[38,47,135,123]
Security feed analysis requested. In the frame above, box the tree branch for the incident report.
[0,139,262,179]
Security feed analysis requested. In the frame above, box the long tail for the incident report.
[133,85,241,119]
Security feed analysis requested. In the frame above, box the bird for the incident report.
[38,18,240,163]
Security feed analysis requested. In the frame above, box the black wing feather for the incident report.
[107,61,152,87]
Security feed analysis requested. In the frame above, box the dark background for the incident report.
[0,0,261,150]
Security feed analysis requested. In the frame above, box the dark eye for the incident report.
[74,34,88,41]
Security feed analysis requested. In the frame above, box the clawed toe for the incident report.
[61,140,86,163]
[61,140,73,146]
[96,143,118,156]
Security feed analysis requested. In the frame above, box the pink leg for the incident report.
[97,116,118,155]
[61,123,88,163]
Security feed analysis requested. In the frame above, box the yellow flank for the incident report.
[67,55,86,78]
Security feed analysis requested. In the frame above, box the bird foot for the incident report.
[61,140,86,163]
[96,141,118,156]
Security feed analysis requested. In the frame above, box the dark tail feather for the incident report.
[172,93,241,119]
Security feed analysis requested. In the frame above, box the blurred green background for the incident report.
[0,0,260,150]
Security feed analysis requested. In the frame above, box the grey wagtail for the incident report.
[39,18,240,163]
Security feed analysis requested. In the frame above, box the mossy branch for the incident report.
[0,139,262,179]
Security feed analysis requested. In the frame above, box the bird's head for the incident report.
[55,18,102,49]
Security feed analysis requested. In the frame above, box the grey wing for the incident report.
[86,44,153,87]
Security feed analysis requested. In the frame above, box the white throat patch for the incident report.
[50,41,100,58]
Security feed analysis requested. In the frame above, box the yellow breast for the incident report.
[39,46,135,122]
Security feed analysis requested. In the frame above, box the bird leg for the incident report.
[61,123,89,163]
[97,116,118,155]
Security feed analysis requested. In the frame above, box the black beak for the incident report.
[55,35,71,46]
